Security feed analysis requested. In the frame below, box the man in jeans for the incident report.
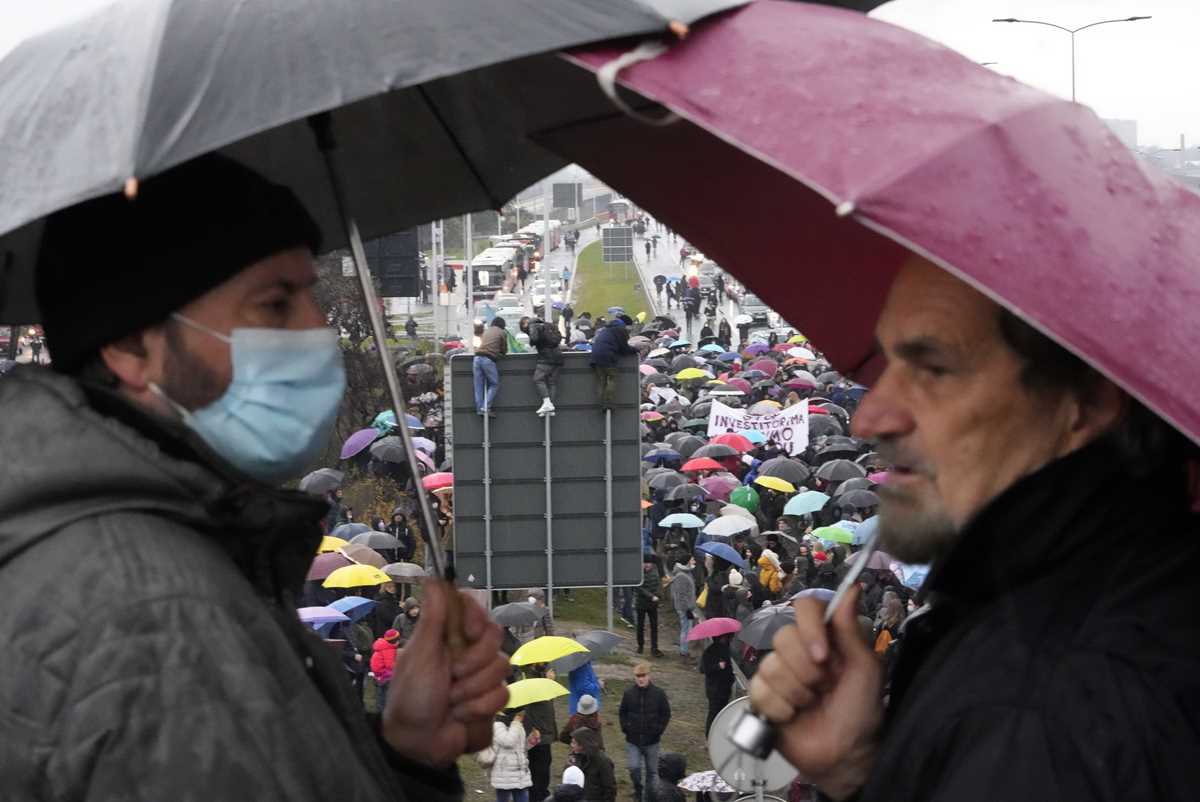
[619,663,671,802]
[474,317,506,416]
[588,318,637,410]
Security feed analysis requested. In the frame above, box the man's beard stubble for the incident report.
[161,319,226,411]
[876,485,961,565]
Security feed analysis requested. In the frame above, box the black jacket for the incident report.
[619,683,671,746]
[571,728,616,802]
[700,639,734,697]
[387,521,417,562]
[528,319,565,366]
[858,438,1200,802]
[589,322,636,368]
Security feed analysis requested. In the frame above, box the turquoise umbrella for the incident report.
[783,491,830,516]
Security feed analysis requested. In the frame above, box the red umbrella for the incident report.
[682,457,723,473]
[712,433,753,453]
[726,378,752,395]
[422,472,454,491]
[750,359,779,377]
[307,552,352,582]
[551,1,1200,444]
[688,616,742,641]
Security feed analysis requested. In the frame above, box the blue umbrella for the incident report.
[783,491,830,517]
[573,343,592,351]
[894,562,930,591]
[697,540,747,569]
[298,606,349,626]
[853,515,879,547]
[700,343,724,353]
[659,513,705,529]
[718,352,740,362]
[330,596,377,623]
[741,430,767,445]
[670,339,691,348]
[373,409,424,433]
[642,448,682,468]
[790,588,835,603]
[331,522,371,539]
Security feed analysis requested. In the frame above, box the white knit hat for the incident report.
[728,569,744,587]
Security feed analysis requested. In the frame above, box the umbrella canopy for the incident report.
[349,531,402,550]
[374,410,424,432]
[298,606,349,626]
[816,459,868,483]
[306,552,352,581]
[674,367,708,381]
[682,457,723,473]
[411,436,437,454]
[846,548,896,571]
[838,489,881,510]
[317,535,349,554]
[813,525,854,545]
[834,477,875,496]
[747,401,780,416]
[421,472,454,491]
[749,359,779,377]
[659,513,706,529]
[505,678,568,709]
[754,475,796,494]
[331,522,371,539]
[758,457,810,485]
[322,563,391,589]
[783,490,831,516]
[664,483,707,502]
[809,415,845,438]
[648,471,687,491]
[663,431,691,448]
[687,616,742,641]
[699,474,739,502]
[339,543,387,568]
[730,485,759,513]
[549,629,622,673]
[510,635,588,666]
[299,468,343,496]
[642,448,683,468]
[490,601,542,628]
[711,432,754,453]
[739,604,795,650]
[340,428,381,460]
[726,378,753,395]
[701,518,754,542]
[640,410,666,422]
[382,561,427,581]
[691,443,739,460]
[639,363,658,376]
[553,2,1200,447]
[697,540,748,568]
[329,595,376,623]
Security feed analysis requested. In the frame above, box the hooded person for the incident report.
[667,558,697,657]
[757,547,783,596]
[570,726,617,802]
[392,596,421,640]
[0,154,509,801]
[370,628,402,710]
[654,753,688,802]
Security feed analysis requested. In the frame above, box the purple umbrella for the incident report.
[742,343,769,356]
[298,606,349,626]
[307,553,352,581]
[340,427,380,460]
[699,474,739,502]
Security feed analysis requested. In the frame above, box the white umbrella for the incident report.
[703,516,755,537]
[734,314,753,325]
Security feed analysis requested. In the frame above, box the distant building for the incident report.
[1103,119,1138,150]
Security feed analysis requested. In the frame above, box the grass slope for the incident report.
[572,241,650,321]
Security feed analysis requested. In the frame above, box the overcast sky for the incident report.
[871,0,1196,148]
[3,0,1192,148]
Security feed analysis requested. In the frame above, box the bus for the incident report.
[470,248,517,299]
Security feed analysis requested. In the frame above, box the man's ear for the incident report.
[1063,379,1127,453]
[99,327,163,392]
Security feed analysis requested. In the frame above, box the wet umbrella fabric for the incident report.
[675,435,708,459]
[701,519,753,543]
[758,457,810,485]
[834,477,875,496]
[299,468,343,496]
[739,604,795,650]
[697,540,747,568]
[699,475,739,502]
[340,428,381,460]
[349,531,402,550]
[665,483,707,502]
[490,602,542,628]
[816,459,867,482]
[550,629,622,673]
[382,562,427,581]
[369,436,409,464]
[331,522,371,539]
[783,490,830,516]
[329,595,376,622]
[648,471,687,491]
[339,543,387,569]
[306,552,352,581]
[298,606,349,627]
[551,1,1200,446]
[659,513,705,529]
[838,489,880,510]
[692,443,739,460]
[687,616,742,641]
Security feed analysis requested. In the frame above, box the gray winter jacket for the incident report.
[0,369,461,801]
[668,563,696,617]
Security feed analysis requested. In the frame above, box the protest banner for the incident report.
[706,400,809,454]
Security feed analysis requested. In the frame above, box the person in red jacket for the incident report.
[370,628,401,710]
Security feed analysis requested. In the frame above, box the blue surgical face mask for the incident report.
[150,314,345,483]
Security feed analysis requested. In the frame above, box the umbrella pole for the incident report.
[310,114,447,584]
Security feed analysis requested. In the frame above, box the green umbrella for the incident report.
[813,525,853,545]
[730,485,760,513]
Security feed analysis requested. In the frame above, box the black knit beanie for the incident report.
[36,154,320,373]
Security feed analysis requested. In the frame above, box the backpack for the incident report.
[534,321,562,349]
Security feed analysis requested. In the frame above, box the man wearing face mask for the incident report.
[0,155,509,801]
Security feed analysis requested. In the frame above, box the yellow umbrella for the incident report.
[636,311,647,323]
[788,334,809,344]
[322,564,391,589]
[505,678,569,708]
[674,367,708,381]
[757,400,782,409]
[754,475,796,494]
[510,636,588,666]
[317,535,348,554]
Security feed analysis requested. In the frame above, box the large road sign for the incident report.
[602,226,634,263]
[450,352,642,590]
[365,228,420,297]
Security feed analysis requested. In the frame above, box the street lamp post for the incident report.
[992,16,1151,103]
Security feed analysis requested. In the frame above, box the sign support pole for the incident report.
[544,414,554,616]
[605,407,614,632]
[483,402,493,599]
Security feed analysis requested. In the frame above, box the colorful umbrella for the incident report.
[754,475,796,494]
[702,517,753,540]
[307,552,352,581]
[741,429,768,444]
[322,564,391,588]
[317,535,349,554]
[373,409,424,432]
[421,472,454,491]
[329,595,376,622]
[783,490,831,516]
[411,436,437,454]
[711,433,753,453]
[298,606,349,626]
[505,678,569,708]
[682,457,723,473]
[640,410,666,422]
[699,475,739,502]
[687,616,742,641]
[340,427,381,459]
[730,485,760,513]
[726,378,753,395]
[510,636,588,666]
[697,540,747,568]
[339,543,387,568]
[674,367,708,381]
[813,525,854,545]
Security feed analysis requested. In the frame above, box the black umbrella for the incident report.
[857,452,890,470]
[642,372,671,386]
[758,457,810,485]
[664,431,691,449]
[490,602,541,628]
[739,604,795,650]
[647,471,687,491]
[692,443,739,460]
[676,435,707,459]
[369,436,408,464]
[816,459,867,483]
[653,315,679,330]
[691,400,714,419]
[817,371,843,385]
[808,414,845,438]
[550,630,622,674]
[349,531,402,550]
[838,489,880,510]
[299,467,343,496]
[698,335,720,346]
[671,354,701,373]
[645,358,670,370]
[665,483,708,502]
[682,419,708,432]
[833,477,875,496]
[816,442,860,464]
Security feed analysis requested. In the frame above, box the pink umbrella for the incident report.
[700,474,739,502]
[868,471,889,485]
[307,552,352,581]
[639,363,657,376]
[726,378,752,395]
[422,472,454,491]
[688,616,742,641]
[750,359,779,377]
[552,2,1200,444]
[340,427,380,460]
